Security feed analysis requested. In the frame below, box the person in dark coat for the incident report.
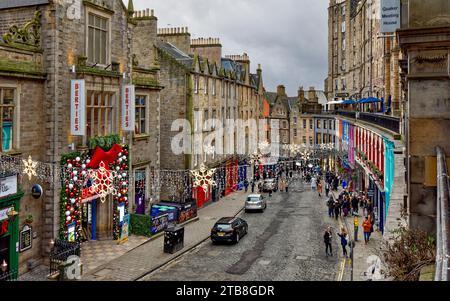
[324,227,333,257]
[327,196,335,218]
[334,200,340,220]
[251,181,255,193]
[351,195,359,215]
[337,228,348,257]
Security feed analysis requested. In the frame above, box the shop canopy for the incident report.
[358,97,383,104]
[342,99,357,105]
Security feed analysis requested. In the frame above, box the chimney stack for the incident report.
[277,85,286,97]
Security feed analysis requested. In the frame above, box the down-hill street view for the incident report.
[0,0,449,295]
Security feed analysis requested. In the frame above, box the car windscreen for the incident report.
[247,197,261,202]
[215,224,232,231]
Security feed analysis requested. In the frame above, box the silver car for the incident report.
[262,179,276,192]
[245,194,267,212]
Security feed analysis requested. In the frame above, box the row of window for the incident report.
[193,75,254,102]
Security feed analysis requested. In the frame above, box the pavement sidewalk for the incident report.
[330,188,387,281]
[82,189,249,281]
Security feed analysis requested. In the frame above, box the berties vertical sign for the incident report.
[122,85,135,132]
[380,0,401,33]
[71,79,86,136]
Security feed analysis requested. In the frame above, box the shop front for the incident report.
[0,173,24,276]
[60,141,130,242]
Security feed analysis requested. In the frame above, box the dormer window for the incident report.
[87,11,110,65]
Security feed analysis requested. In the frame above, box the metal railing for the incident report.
[49,240,81,277]
[335,111,400,134]
[435,146,450,281]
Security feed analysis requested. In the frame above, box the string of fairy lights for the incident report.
[0,142,365,202]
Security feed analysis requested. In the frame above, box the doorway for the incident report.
[0,235,10,273]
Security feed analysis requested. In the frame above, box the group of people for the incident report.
[322,178,377,258]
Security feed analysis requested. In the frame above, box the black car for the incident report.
[211,217,248,244]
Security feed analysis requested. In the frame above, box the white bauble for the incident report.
[116,166,120,171]
[118,152,122,157]
[86,159,91,164]
[65,210,71,216]
[118,158,123,163]
[68,164,73,169]
[76,157,81,162]
[73,170,78,175]
[70,198,76,204]
[81,170,86,176]
[81,164,86,169]
[68,184,74,189]
[66,216,72,221]
[122,173,127,177]
[124,197,128,201]
[73,176,78,181]
[122,156,127,160]
[118,175,122,180]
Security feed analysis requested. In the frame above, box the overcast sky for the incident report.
[127,0,328,96]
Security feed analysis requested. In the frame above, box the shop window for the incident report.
[86,91,115,140]
[303,119,307,129]
[134,169,147,215]
[87,13,109,65]
[294,129,297,137]
[135,95,147,135]
[0,88,15,152]
[194,75,199,94]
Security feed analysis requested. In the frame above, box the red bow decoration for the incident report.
[87,144,123,171]
[0,220,9,236]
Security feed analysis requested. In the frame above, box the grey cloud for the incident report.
[128,0,328,95]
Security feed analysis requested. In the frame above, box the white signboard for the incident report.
[122,85,135,132]
[380,0,401,33]
[70,79,86,136]
[0,175,18,199]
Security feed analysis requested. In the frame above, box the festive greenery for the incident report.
[59,142,130,242]
[130,214,152,237]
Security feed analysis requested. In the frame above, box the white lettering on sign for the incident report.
[380,0,401,33]
[0,175,17,199]
[122,85,135,132]
[71,80,86,136]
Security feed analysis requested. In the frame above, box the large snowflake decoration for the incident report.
[287,144,301,155]
[191,164,217,193]
[300,150,311,161]
[249,152,262,165]
[22,155,38,180]
[88,161,117,203]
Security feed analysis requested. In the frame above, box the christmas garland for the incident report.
[59,144,129,242]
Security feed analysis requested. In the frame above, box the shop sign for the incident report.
[19,225,33,252]
[68,222,76,242]
[70,79,86,136]
[0,175,17,199]
[380,0,400,33]
[122,85,135,131]
[118,214,130,244]
[0,206,14,222]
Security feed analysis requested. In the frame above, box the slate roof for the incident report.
[156,41,193,68]
[0,0,49,9]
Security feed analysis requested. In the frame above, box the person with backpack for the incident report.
[337,227,349,257]
[324,227,333,257]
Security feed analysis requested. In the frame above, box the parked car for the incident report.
[263,178,276,192]
[245,194,267,212]
[211,217,248,244]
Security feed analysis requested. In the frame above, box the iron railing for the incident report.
[49,240,81,277]
[335,111,400,134]
[0,269,18,281]
[435,146,450,281]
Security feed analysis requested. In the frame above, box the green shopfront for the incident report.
[0,173,23,277]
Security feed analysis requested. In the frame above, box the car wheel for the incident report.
[235,233,240,244]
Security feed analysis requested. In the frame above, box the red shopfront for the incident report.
[225,159,239,196]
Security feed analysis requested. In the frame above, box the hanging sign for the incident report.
[118,214,130,245]
[68,222,76,242]
[122,85,135,132]
[19,225,33,252]
[380,0,401,33]
[70,79,86,136]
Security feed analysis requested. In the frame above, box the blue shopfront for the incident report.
[368,177,385,234]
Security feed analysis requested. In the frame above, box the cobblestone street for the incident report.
[141,181,342,281]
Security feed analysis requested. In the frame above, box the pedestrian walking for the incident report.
[244,179,249,193]
[325,182,330,197]
[337,228,348,257]
[351,194,359,215]
[317,181,323,197]
[327,196,335,218]
[353,215,359,242]
[251,180,255,193]
[311,177,317,191]
[285,181,289,193]
[334,200,340,220]
[324,227,333,257]
[362,216,372,244]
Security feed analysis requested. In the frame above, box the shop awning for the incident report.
[342,100,357,105]
[358,97,382,104]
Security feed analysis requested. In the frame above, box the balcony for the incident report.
[335,111,400,134]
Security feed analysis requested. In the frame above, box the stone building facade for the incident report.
[397,0,450,233]
[325,0,402,116]
[0,0,161,274]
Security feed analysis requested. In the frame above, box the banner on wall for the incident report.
[70,79,86,136]
[384,138,395,220]
[122,85,135,132]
